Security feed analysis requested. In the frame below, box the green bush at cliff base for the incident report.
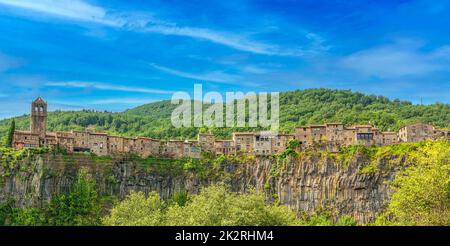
[0,169,103,226]
[383,140,450,226]
[44,169,102,226]
[103,184,360,226]
[103,185,300,226]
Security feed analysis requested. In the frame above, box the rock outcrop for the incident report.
[0,153,399,224]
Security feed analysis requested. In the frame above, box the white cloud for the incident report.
[0,0,315,56]
[0,52,23,72]
[340,41,450,78]
[89,98,156,105]
[240,65,272,74]
[0,0,122,26]
[142,25,304,56]
[150,63,241,84]
[52,98,156,106]
[45,81,174,94]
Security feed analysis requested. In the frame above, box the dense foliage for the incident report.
[1,89,449,145]
[5,120,14,148]
[383,140,450,225]
[0,169,103,226]
[102,185,355,226]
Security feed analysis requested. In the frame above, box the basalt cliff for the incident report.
[0,152,401,224]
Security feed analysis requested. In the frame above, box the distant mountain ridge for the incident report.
[0,88,449,145]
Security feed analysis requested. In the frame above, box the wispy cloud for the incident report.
[89,98,156,105]
[150,63,241,84]
[0,0,122,26]
[340,39,450,78]
[0,0,315,56]
[0,52,23,72]
[142,25,305,56]
[52,98,156,106]
[45,81,175,94]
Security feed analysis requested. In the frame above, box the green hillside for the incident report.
[1,88,449,145]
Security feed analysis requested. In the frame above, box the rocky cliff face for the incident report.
[0,153,399,224]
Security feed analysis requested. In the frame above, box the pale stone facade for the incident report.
[398,123,435,142]
[254,132,273,156]
[214,140,236,155]
[13,130,40,149]
[198,133,215,153]
[295,123,402,151]
[183,141,201,159]
[271,134,296,154]
[380,132,398,145]
[233,132,255,154]
[433,129,450,140]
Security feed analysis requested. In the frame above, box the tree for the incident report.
[388,140,450,225]
[5,119,15,148]
[102,191,165,226]
[103,185,300,226]
[44,169,102,226]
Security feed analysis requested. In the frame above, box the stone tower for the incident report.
[30,97,47,141]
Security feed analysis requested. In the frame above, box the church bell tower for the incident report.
[30,97,47,141]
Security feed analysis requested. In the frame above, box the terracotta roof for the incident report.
[90,132,108,136]
[34,97,46,104]
[325,122,343,125]
[309,124,326,128]
[401,123,433,128]
[233,132,255,135]
[137,137,156,140]
[353,125,372,128]
[14,130,37,135]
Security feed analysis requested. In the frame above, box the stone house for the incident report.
[295,124,327,149]
[233,132,255,154]
[13,130,40,149]
[398,123,435,142]
[88,132,108,156]
[72,131,91,152]
[135,137,160,157]
[55,132,74,152]
[160,140,184,158]
[214,140,236,155]
[198,133,215,153]
[433,129,450,140]
[107,135,125,154]
[354,125,375,146]
[183,140,201,159]
[380,132,398,145]
[254,132,273,156]
[271,134,296,154]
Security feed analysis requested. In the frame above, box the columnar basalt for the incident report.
[0,152,399,224]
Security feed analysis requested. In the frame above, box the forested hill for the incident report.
[0,88,449,144]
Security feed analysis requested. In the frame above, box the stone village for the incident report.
[12,97,450,158]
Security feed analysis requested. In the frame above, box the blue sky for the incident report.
[0,0,449,119]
